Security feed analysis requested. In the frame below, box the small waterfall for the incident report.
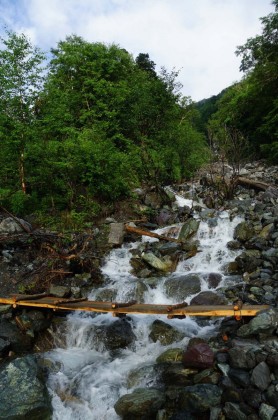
[46,197,243,419]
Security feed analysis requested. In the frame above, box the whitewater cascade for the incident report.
[46,196,242,419]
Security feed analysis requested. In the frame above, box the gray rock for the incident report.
[237,309,278,337]
[0,319,33,353]
[178,219,200,241]
[164,274,201,300]
[104,319,135,350]
[0,355,52,419]
[178,384,222,412]
[259,403,276,420]
[142,252,174,272]
[228,346,256,369]
[108,223,125,245]
[156,348,183,364]
[114,388,165,417]
[224,402,247,420]
[266,384,278,409]
[228,368,250,387]
[190,291,227,305]
[149,320,184,345]
[0,217,32,234]
[234,221,255,242]
[127,365,159,389]
[251,362,271,391]
[49,285,70,298]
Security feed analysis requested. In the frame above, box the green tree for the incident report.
[0,29,45,209]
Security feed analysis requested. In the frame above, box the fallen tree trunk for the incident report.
[236,177,270,191]
[125,224,182,243]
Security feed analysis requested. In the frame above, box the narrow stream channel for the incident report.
[46,196,243,419]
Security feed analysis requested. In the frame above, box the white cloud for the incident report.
[1,0,274,100]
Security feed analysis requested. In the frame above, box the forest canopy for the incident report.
[0,31,208,216]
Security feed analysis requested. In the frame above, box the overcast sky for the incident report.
[0,0,274,101]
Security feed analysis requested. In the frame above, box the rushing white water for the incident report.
[46,197,243,419]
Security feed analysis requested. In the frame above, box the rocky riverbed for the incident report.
[0,161,278,419]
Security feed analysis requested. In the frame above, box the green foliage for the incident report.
[206,2,278,162]
[0,32,208,219]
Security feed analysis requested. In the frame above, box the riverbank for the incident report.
[0,160,278,419]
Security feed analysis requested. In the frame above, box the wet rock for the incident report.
[104,319,136,350]
[237,309,278,337]
[0,217,32,234]
[164,274,201,300]
[178,384,222,412]
[0,319,33,353]
[206,273,222,288]
[190,291,227,305]
[156,208,176,226]
[178,219,200,241]
[227,240,242,250]
[158,242,180,256]
[95,288,117,301]
[0,355,52,419]
[162,363,196,386]
[223,402,247,420]
[156,348,183,364]
[234,221,255,242]
[114,388,165,418]
[149,320,184,345]
[182,342,214,369]
[127,365,160,389]
[259,403,276,420]
[251,362,271,391]
[134,281,148,302]
[142,252,174,272]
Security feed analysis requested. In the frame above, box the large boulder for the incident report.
[190,291,227,305]
[233,222,255,242]
[104,319,136,350]
[114,388,165,418]
[0,217,31,234]
[178,219,200,241]
[0,355,52,419]
[149,320,184,345]
[164,274,201,300]
[237,309,278,337]
[142,252,174,272]
[182,343,214,369]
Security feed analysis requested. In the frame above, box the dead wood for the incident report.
[125,224,182,243]
[236,177,270,191]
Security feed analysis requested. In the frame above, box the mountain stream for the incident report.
[46,195,243,419]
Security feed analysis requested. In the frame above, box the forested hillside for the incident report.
[200,0,278,163]
[0,0,277,221]
[0,33,207,218]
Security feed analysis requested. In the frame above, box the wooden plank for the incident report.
[0,295,269,317]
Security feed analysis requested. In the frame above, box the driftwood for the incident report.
[125,224,181,243]
[236,177,270,191]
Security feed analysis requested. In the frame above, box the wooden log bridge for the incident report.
[0,295,269,318]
